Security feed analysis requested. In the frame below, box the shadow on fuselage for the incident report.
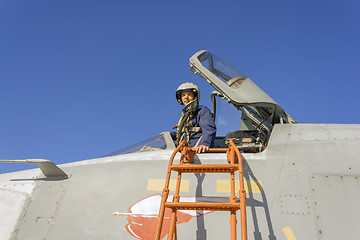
[242,155,276,240]
[185,154,276,240]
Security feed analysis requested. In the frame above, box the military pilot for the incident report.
[174,82,216,153]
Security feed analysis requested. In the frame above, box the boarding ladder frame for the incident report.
[155,139,247,240]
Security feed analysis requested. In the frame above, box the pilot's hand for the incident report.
[194,145,209,153]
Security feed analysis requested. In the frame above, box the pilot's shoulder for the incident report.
[197,105,212,115]
[198,105,210,110]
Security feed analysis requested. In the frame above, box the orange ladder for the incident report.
[154,139,247,240]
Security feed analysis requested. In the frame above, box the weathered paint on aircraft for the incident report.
[113,194,215,239]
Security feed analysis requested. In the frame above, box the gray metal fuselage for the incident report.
[1,123,359,240]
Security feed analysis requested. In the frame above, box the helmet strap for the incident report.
[184,99,198,113]
[175,99,199,146]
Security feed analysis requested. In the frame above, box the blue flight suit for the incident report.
[189,105,216,147]
[181,105,216,148]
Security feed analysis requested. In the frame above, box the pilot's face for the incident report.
[181,91,195,106]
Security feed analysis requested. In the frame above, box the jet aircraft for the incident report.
[1,50,359,240]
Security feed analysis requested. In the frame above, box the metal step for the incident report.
[170,164,239,173]
[165,202,240,211]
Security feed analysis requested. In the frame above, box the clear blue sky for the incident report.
[1,0,359,174]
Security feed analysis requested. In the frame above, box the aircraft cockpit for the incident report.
[190,50,296,153]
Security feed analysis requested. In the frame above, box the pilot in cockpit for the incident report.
[172,82,216,153]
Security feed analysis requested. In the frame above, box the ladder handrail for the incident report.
[155,139,248,240]
[154,140,188,240]
[229,140,248,240]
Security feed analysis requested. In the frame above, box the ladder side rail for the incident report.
[168,209,178,240]
[168,142,193,239]
[228,146,237,240]
[155,140,188,240]
[168,156,185,240]
[229,140,248,240]
[174,223,178,240]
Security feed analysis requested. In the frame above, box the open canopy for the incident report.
[190,50,295,131]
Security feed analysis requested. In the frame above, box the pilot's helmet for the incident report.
[176,82,200,105]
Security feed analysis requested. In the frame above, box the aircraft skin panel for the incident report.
[0,169,40,239]
[310,175,360,240]
[267,124,360,240]
[0,124,359,239]
[0,188,29,240]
